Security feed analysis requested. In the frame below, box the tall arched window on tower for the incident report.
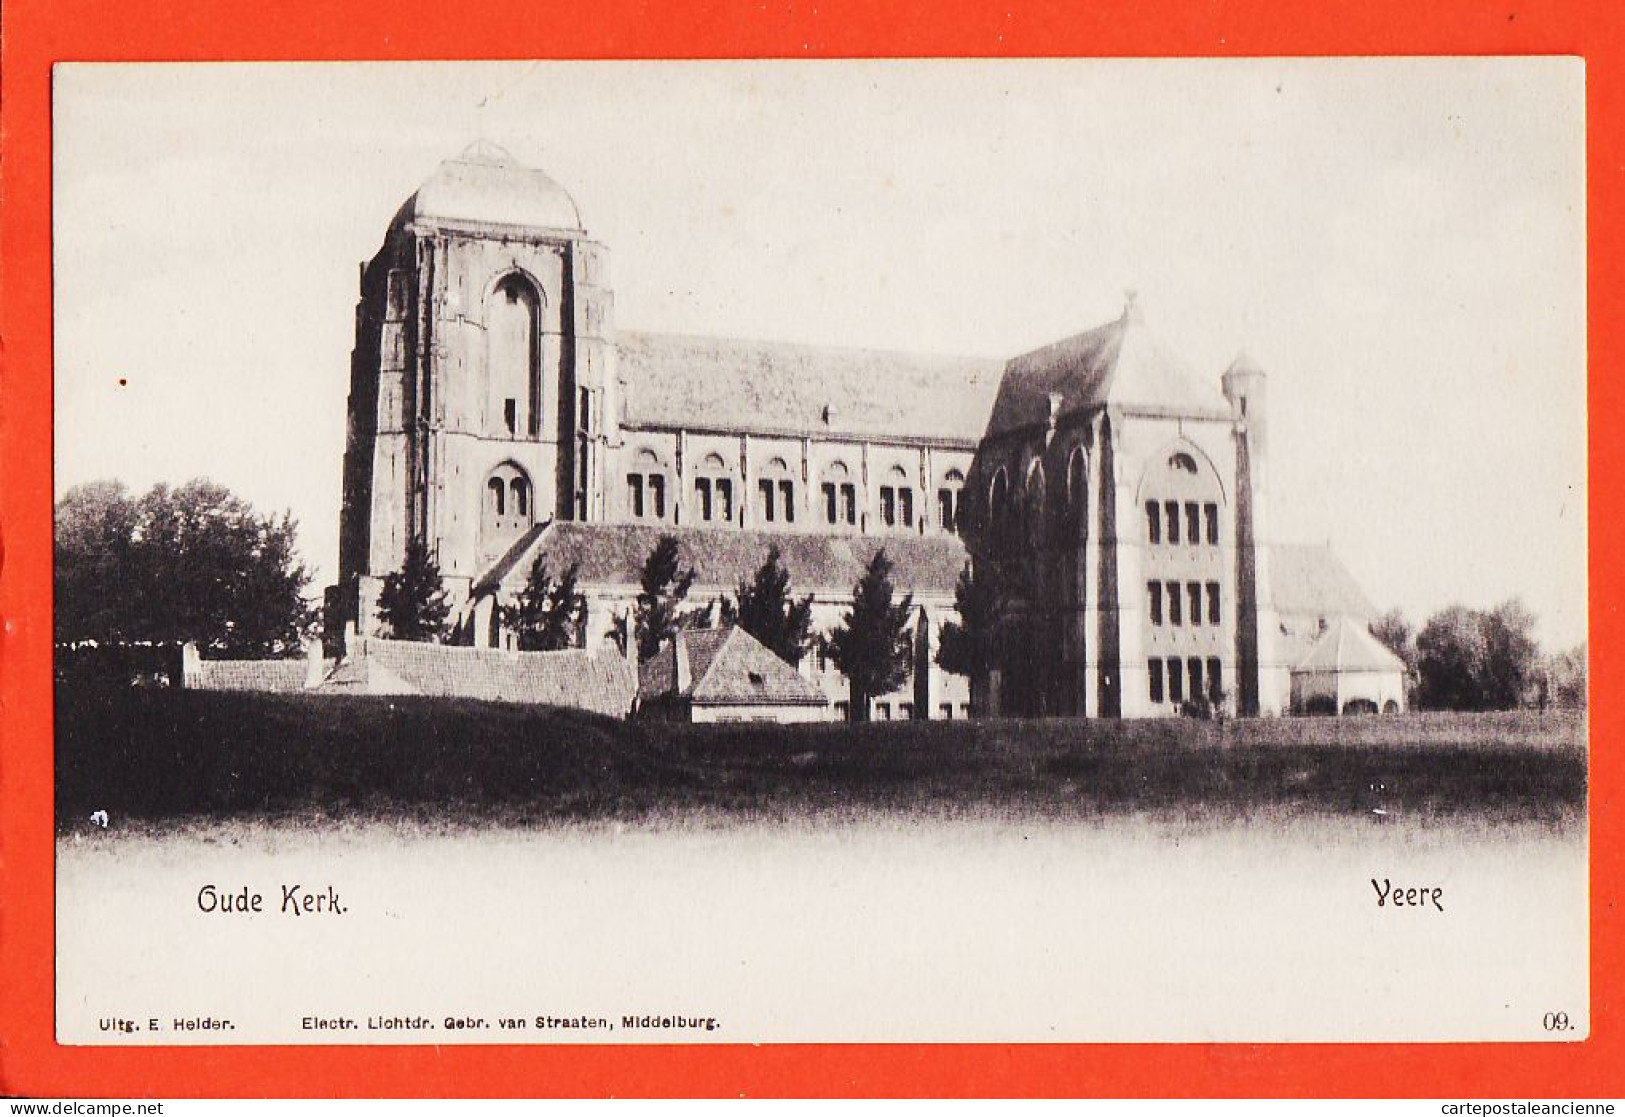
[487,274,542,439]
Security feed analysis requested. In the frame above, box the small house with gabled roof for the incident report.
[1289,616,1408,716]
[638,627,833,723]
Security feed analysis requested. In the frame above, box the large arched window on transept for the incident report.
[937,468,965,535]
[487,274,542,439]
[1025,461,1047,546]
[988,467,1010,542]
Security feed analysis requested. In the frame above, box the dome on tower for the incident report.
[393,141,583,233]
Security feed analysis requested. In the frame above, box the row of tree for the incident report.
[55,480,314,657]
[1369,603,1586,711]
[56,479,1586,715]
[376,533,920,720]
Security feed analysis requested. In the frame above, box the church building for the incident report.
[329,143,1385,719]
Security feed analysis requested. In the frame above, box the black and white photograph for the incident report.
[52,58,1587,1044]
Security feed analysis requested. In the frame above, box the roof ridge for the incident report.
[618,327,1004,366]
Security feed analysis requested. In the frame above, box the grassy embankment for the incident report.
[54,685,1586,829]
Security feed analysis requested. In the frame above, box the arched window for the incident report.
[692,451,735,525]
[1025,461,1046,544]
[880,464,914,530]
[481,462,534,559]
[487,274,542,439]
[627,448,669,521]
[937,467,965,535]
[821,460,857,527]
[757,457,796,524]
[989,468,1009,532]
[1140,444,1224,549]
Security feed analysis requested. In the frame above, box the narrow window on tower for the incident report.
[1186,502,1200,544]
[823,482,838,525]
[1207,657,1222,704]
[1207,581,1221,625]
[627,474,644,519]
[695,477,712,522]
[759,479,776,523]
[1168,658,1185,704]
[880,488,896,527]
[1148,659,1164,704]
[1167,580,1183,626]
[900,488,914,528]
[511,478,528,518]
[779,480,795,523]
[1205,503,1220,545]
[489,477,506,517]
[503,398,517,436]
[842,484,857,525]
[717,479,733,522]
[1188,657,1204,701]
[1165,500,1181,544]
[649,475,666,519]
[939,489,957,534]
[1188,583,1202,626]
[1146,501,1161,544]
[1148,581,1163,626]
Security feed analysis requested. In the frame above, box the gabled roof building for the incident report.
[638,627,832,723]
[328,144,1388,720]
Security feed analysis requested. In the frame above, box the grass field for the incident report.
[54,685,1586,829]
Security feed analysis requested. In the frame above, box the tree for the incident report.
[1548,641,1588,709]
[827,550,915,722]
[1481,599,1539,710]
[1369,607,1419,705]
[634,534,697,663]
[1414,600,1541,711]
[1415,605,1490,710]
[719,546,814,666]
[376,537,451,643]
[1369,609,1416,673]
[502,558,586,651]
[936,559,1012,715]
[54,478,314,657]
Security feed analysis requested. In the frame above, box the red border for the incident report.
[2,0,1621,1098]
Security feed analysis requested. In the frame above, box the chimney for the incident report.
[674,632,691,693]
[180,642,202,688]
[304,637,326,689]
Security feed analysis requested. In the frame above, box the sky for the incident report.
[51,59,1587,648]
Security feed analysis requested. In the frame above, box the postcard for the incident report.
[49,58,1587,1046]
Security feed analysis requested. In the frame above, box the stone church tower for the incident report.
[332,143,617,642]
